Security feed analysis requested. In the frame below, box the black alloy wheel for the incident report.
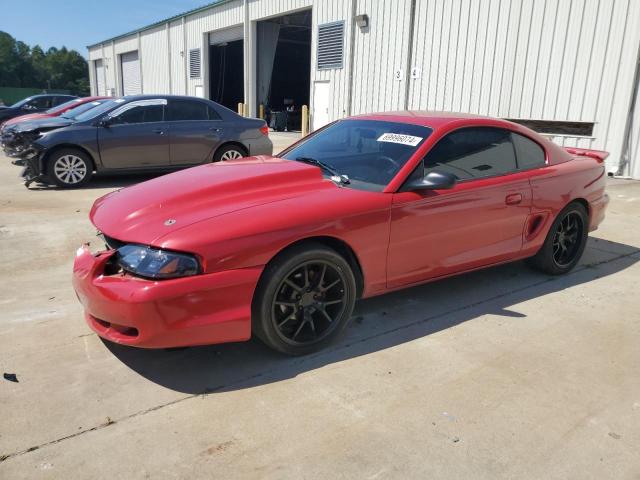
[272,260,348,345]
[551,211,584,267]
[252,243,357,355]
[526,202,588,275]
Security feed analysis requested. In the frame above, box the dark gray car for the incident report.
[0,94,78,125]
[20,95,272,188]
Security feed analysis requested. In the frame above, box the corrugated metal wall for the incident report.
[140,25,171,94]
[249,0,312,20]
[350,0,413,114]
[405,0,640,173]
[310,0,354,121]
[169,21,186,95]
[87,0,640,177]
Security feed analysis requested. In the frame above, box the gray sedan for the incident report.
[19,95,273,188]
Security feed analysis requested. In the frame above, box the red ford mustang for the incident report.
[72,112,609,355]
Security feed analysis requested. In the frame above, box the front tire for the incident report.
[252,243,357,356]
[48,148,93,188]
[526,202,589,275]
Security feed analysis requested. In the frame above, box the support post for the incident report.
[301,105,309,136]
[259,104,264,119]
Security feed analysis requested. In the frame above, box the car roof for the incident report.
[351,110,514,130]
[26,94,77,99]
[120,94,210,102]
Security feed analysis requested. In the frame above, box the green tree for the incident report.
[0,31,89,95]
[0,31,20,86]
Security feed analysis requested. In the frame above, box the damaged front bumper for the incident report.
[72,245,261,348]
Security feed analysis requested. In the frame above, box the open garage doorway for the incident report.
[257,9,311,131]
[209,26,244,111]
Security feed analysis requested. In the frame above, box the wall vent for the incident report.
[189,48,201,79]
[317,21,344,70]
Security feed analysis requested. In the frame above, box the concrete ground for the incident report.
[0,136,639,479]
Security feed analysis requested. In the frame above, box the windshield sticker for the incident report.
[377,133,423,146]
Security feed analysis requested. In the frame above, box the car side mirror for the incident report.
[22,104,37,111]
[98,117,112,128]
[405,170,457,191]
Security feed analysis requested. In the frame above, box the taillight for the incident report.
[260,124,269,136]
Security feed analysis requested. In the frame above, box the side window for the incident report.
[511,132,546,169]
[168,100,209,121]
[27,97,52,109]
[54,96,71,106]
[424,127,517,180]
[110,104,164,125]
[207,105,221,120]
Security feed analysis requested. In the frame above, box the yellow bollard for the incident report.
[238,102,244,116]
[259,104,265,120]
[301,105,309,136]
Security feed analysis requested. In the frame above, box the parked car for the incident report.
[0,94,78,126]
[72,111,609,355]
[1,98,113,159]
[0,96,110,131]
[17,95,272,187]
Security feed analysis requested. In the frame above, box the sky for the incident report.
[0,0,211,57]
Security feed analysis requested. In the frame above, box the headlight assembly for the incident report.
[116,244,200,280]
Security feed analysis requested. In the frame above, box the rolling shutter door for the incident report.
[95,59,105,96]
[121,51,141,95]
[208,25,243,45]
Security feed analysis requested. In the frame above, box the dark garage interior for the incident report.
[209,39,244,111]
[257,10,311,130]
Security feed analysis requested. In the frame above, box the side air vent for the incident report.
[189,48,201,79]
[317,21,345,70]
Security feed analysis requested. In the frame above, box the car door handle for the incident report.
[505,193,523,205]
[153,129,165,135]
[209,127,222,132]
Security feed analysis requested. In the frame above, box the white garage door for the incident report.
[209,25,243,45]
[121,51,141,96]
[94,59,106,96]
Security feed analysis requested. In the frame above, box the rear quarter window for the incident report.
[168,100,208,121]
[511,132,546,169]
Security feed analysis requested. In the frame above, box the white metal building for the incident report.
[88,0,640,178]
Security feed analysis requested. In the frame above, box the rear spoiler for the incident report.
[564,147,609,163]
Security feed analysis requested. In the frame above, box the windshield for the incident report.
[72,99,120,122]
[280,119,432,191]
[46,99,82,114]
[61,100,109,120]
[10,97,34,108]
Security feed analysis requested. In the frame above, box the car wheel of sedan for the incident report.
[49,148,92,188]
[214,144,247,162]
[252,243,357,355]
[526,202,589,275]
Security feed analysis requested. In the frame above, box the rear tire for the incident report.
[48,148,93,188]
[213,144,247,162]
[252,243,357,356]
[526,202,589,275]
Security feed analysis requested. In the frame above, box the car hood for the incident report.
[91,156,337,245]
[14,116,73,133]
[3,113,49,126]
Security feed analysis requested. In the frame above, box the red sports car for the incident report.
[73,112,609,355]
[1,96,110,129]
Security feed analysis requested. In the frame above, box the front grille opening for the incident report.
[95,318,139,338]
[103,255,123,276]
[110,323,139,338]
